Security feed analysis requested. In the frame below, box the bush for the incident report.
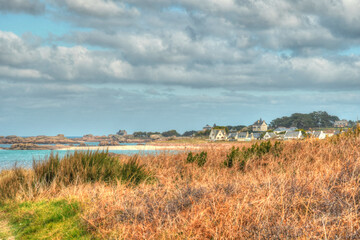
[224,146,240,168]
[186,151,208,167]
[224,141,283,171]
[0,151,154,201]
[33,151,153,186]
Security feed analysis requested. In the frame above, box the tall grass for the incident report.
[2,127,360,238]
[0,151,153,201]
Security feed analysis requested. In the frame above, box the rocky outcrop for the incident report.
[9,143,65,150]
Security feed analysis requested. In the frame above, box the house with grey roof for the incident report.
[334,120,348,128]
[209,128,227,141]
[237,132,251,141]
[284,131,303,140]
[263,132,277,140]
[252,119,268,132]
[274,127,298,134]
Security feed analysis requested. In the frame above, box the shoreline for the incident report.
[58,145,200,151]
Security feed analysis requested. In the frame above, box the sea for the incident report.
[0,142,163,170]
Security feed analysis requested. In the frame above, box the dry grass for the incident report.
[1,129,360,239]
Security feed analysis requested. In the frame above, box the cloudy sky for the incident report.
[1,0,360,136]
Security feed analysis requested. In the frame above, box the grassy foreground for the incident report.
[1,128,360,239]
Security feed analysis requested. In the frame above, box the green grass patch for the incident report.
[1,199,94,240]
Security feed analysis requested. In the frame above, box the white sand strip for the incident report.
[58,145,200,151]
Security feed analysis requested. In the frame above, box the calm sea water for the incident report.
[0,148,164,170]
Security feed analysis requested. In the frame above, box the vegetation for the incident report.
[133,131,161,138]
[182,130,197,137]
[1,199,91,239]
[161,130,180,137]
[1,127,360,238]
[270,111,339,129]
[212,126,229,134]
[186,151,208,167]
[194,129,210,138]
[0,151,153,201]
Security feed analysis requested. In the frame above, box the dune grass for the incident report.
[1,127,360,239]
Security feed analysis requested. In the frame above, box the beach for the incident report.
[59,144,200,151]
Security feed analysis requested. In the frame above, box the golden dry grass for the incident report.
[2,130,360,239]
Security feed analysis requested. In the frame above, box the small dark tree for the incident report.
[161,130,180,137]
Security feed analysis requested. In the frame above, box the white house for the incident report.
[263,132,277,140]
[284,131,303,140]
[209,129,227,141]
[274,127,298,134]
[312,130,335,139]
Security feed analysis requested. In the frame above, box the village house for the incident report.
[284,131,303,140]
[209,128,227,141]
[227,131,239,141]
[274,127,297,134]
[252,119,268,132]
[263,132,277,140]
[311,130,335,139]
[334,120,348,128]
[237,132,251,141]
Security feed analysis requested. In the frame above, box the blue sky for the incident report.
[1,0,360,136]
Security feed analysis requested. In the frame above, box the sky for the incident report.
[1,0,360,136]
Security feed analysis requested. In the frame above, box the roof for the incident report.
[228,132,238,138]
[312,131,322,138]
[238,132,248,138]
[274,127,298,132]
[252,133,261,139]
[265,132,277,138]
[284,131,301,138]
[253,119,266,126]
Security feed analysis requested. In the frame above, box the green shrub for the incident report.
[119,156,154,185]
[196,152,207,167]
[225,141,283,171]
[0,151,154,201]
[33,151,153,186]
[224,146,240,168]
[186,151,208,167]
[186,152,195,163]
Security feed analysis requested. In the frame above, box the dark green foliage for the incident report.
[225,141,283,171]
[224,146,240,168]
[186,151,208,167]
[182,130,197,137]
[133,131,161,138]
[186,152,195,163]
[119,156,154,185]
[270,111,340,130]
[0,151,154,201]
[33,151,153,186]
[194,129,211,138]
[226,125,246,132]
[162,130,180,137]
[196,152,207,167]
[212,126,229,134]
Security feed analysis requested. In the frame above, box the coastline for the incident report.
[58,145,200,151]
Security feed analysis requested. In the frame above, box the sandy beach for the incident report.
[59,145,200,151]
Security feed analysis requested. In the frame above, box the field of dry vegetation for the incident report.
[1,128,360,239]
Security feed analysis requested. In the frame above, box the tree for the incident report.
[270,111,339,130]
[133,132,147,138]
[182,130,197,137]
[161,130,180,137]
